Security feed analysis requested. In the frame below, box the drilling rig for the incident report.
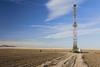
[72,3,80,53]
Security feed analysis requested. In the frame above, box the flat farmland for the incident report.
[0,49,68,67]
[0,48,100,67]
[83,50,100,67]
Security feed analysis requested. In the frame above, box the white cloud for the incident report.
[46,0,83,21]
[30,17,100,39]
[79,19,100,29]
[31,25,53,29]
[31,16,100,39]
[45,28,100,39]
[44,16,100,39]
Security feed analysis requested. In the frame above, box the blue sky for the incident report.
[0,0,100,48]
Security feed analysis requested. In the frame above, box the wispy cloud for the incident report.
[29,15,100,39]
[44,18,100,39]
[31,25,53,29]
[45,0,84,21]
[31,23,100,39]
[45,28,100,39]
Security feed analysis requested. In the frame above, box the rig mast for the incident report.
[72,3,79,53]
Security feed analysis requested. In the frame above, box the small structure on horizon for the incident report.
[0,45,16,47]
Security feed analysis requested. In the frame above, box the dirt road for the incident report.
[74,54,88,67]
[37,53,88,67]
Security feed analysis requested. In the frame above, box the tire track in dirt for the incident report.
[73,54,88,67]
[37,53,88,67]
[37,53,72,67]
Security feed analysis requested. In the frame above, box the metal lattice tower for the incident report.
[72,3,79,52]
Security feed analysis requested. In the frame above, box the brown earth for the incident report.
[0,49,100,67]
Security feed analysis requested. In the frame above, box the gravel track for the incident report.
[37,53,88,67]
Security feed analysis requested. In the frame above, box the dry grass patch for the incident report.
[83,52,100,67]
[0,49,67,67]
